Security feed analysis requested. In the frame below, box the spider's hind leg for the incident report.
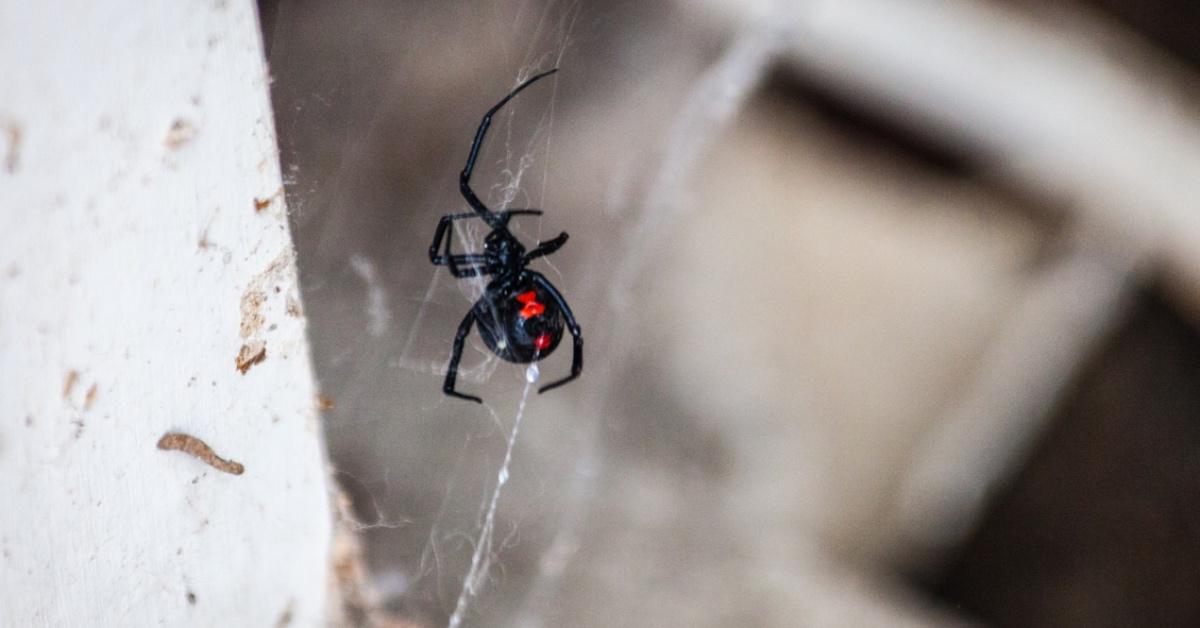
[529,272,583,394]
[444,311,483,403]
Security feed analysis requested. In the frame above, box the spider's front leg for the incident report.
[523,232,569,262]
[429,212,493,278]
[459,69,558,227]
[428,212,476,264]
[444,311,483,403]
[430,210,548,277]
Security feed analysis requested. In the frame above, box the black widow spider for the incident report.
[428,68,582,403]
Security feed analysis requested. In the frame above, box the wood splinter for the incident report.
[157,432,245,475]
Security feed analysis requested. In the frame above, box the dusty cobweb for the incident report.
[265,1,776,626]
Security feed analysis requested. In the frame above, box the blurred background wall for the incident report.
[259,1,1200,626]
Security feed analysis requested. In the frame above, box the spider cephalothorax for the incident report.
[428,68,582,403]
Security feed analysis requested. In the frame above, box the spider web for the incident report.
[264,1,774,626]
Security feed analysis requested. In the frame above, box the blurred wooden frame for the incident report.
[682,0,1200,560]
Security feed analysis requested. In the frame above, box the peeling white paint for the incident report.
[0,1,332,625]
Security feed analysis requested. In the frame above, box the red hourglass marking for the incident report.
[516,290,545,319]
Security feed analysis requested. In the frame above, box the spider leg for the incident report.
[430,215,496,278]
[431,238,493,279]
[529,271,582,394]
[428,212,480,265]
[460,69,558,229]
[444,310,483,403]
[523,232,569,262]
[445,255,495,278]
[429,210,545,267]
[504,209,544,218]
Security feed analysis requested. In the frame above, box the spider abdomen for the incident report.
[473,282,564,363]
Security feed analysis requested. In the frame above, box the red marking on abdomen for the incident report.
[516,290,545,319]
[533,334,552,350]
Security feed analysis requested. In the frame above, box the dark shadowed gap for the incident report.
[918,287,1200,628]
[765,68,981,180]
